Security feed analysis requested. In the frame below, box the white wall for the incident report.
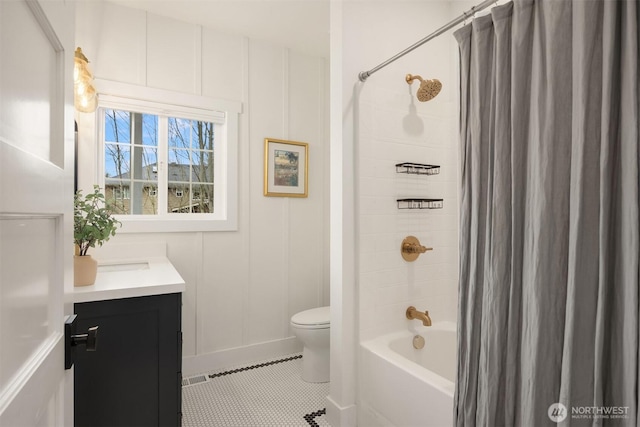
[327,2,358,425]
[331,1,460,425]
[75,1,329,374]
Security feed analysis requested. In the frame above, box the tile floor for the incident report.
[182,353,331,427]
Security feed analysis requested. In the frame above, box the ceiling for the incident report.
[107,0,330,58]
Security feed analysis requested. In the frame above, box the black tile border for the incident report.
[304,408,327,427]
[207,354,302,379]
[205,354,327,426]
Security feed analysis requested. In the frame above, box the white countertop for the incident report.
[73,256,186,303]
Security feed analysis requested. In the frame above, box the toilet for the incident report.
[290,306,330,383]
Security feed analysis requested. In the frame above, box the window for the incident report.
[94,80,240,232]
[103,110,214,215]
[113,186,131,200]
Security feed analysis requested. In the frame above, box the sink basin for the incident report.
[98,262,150,272]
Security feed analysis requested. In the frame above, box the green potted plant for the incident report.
[74,185,121,286]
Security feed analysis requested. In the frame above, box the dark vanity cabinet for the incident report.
[74,292,182,427]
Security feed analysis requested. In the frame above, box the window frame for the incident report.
[93,80,240,233]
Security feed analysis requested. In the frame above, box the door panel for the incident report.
[0,338,64,426]
[0,0,65,166]
[0,216,58,390]
[0,0,74,425]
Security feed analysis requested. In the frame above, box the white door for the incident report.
[0,0,75,426]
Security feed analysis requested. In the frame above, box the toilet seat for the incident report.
[291,306,330,329]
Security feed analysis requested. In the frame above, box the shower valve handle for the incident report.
[404,243,432,254]
[401,236,433,262]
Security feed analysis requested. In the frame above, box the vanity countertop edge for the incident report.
[72,256,186,303]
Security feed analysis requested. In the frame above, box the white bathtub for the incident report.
[359,322,456,427]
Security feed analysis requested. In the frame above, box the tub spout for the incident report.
[406,306,432,326]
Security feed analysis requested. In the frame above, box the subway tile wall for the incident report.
[358,84,459,340]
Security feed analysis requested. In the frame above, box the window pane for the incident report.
[141,114,158,146]
[168,117,215,150]
[140,184,158,214]
[168,118,191,148]
[167,184,213,214]
[135,147,158,182]
[104,109,130,143]
[105,182,131,214]
[192,152,214,184]
[168,184,189,213]
[192,184,213,213]
[168,143,189,182]
[167,158,190,183]
[105,181,159,215]
[105,143,130,179]
[193,121,214,151]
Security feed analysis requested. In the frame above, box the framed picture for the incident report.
[264,138,308,197]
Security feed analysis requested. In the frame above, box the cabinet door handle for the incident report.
[65,315,99,369]
[72,325,99,351]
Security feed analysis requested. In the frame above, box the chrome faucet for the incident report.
[406,306,432,326]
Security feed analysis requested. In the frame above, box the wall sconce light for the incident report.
[74,47,97,113]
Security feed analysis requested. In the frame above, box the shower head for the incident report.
[406,74,442,102]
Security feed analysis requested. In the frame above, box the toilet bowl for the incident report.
[290,306,330,383]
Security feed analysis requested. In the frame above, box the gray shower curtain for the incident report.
[453,0,639,426]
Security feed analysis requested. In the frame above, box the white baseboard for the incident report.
[326,395,357,427]
[182,337,302,376]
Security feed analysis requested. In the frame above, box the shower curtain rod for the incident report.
[358,0,497,82]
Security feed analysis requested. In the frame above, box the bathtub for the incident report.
[359,322,456,427]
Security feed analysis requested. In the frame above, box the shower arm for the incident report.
[405,74,424,84]
[358,0,497,82]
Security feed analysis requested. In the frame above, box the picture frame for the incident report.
[264,138,309,198]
